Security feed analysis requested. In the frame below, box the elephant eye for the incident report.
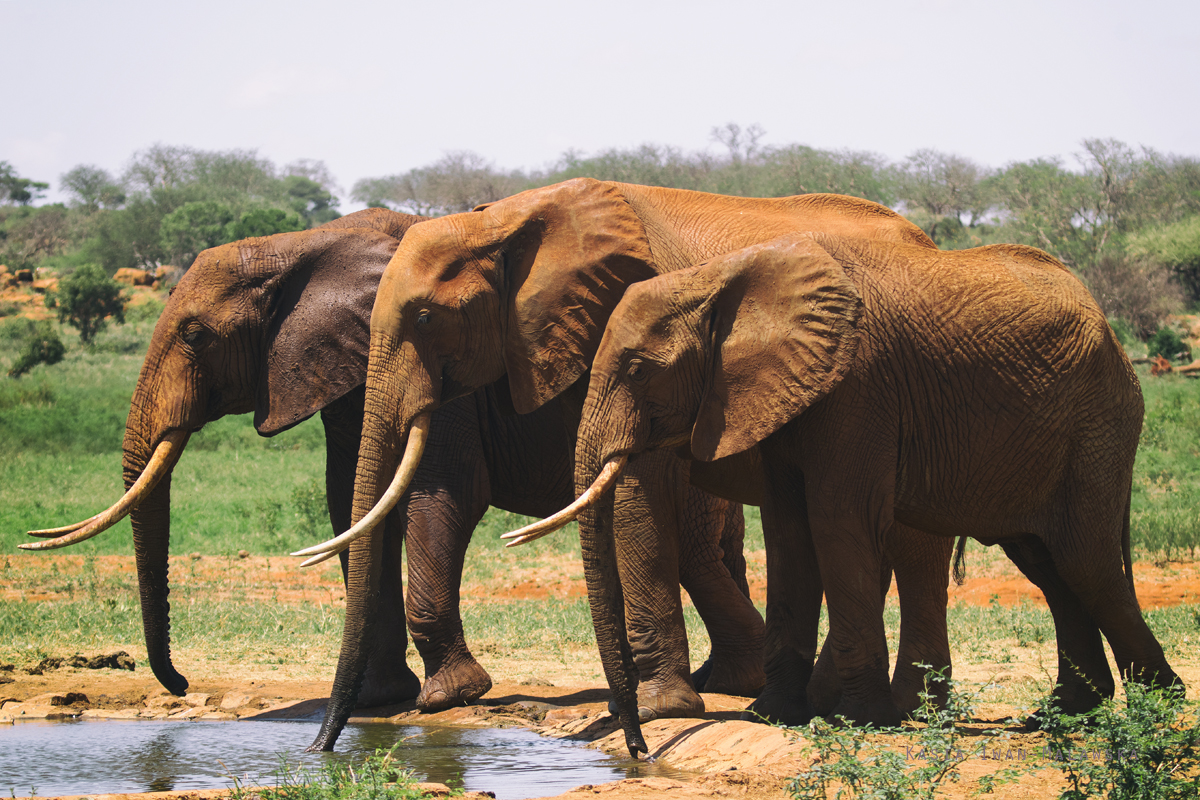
[415,309,432,328]
[626,358,649,384]
[181,321,208,348]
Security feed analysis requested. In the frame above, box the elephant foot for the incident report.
[806,650,841,717]
[608,682,705,722]
[742,684,812,726]
[417,658,493,713]
[355,663,422,709]
[829,694,903,728]
[691,658,714,693]
[696,657,765,698]
[891,663,949,716]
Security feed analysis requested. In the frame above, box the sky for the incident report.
[4,0,1198,206]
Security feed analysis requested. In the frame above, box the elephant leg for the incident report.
[1000,536,1112,714]
[1037,450,1179,695]
[809,549,892,716]
[744,479,822,725]
[610,451,704,720]
[352,526,422,707]
[321,389,419,708]
[404,396,493,712]
[678,487,766,697]
[888,526,953,714]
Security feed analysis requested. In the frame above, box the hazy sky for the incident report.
[4,0,1198,205]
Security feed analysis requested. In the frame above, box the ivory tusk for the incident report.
[501,456,628,547]
[292,412,431,563]
[27,515,102,538]
[21,430,191,551]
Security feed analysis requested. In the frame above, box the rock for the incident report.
[183,692,211,707]
[31,278,57,293]
[114,267,155,286]
[26,691,88,707]
[545,707,589,724]
[238,550,250,559]
[200,711,237,721]
[15,269,33,283]
[219,692,264,711]
[146,694,183,710]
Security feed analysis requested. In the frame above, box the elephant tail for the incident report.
[1122,488,1138,605]
[951,536,968,586]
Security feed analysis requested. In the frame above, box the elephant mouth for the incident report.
[500,454,629,547]
[22,429,192,550]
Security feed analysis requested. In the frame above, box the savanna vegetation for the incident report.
[4,131,1200,797]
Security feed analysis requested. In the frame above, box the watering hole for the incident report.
[1,718,690,799]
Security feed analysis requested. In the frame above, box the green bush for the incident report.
[231,746,430,800]
[291,478,329,537]
[7,321,65,377]
[47,264,127,343]
[1147,327,1192,362]
[788,668,1018,799]
[1033,684,1200,799]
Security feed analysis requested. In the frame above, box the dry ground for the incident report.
[3,548,1199,799]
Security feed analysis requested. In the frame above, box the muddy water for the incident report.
[1,718,687,799]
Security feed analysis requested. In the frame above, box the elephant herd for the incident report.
[24,179,1180,757]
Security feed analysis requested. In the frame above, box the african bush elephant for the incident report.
[23,209,427,705]
[302,178,959,751]
[518,232,1182,756]
[22,209,753,724]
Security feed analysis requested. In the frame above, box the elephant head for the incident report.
[508,233,864,754]
[23,210,424,696]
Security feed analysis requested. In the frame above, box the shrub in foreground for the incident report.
[230,746,435,800]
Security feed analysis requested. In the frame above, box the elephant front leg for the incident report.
[611,452,704,721]
[679,487,765,698]
[321,393,419,709]
[887,525,953,715]
[744,483,822,725]
[405,492,493,712]
[354,523,422,708]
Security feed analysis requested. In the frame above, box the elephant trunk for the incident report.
[310,345,431,752]
[574,420,647,758]
[123,390,189,696]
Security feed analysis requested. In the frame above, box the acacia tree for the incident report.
[48,264,127,343]
[897,149,993,247]
[352,151,526,216]
[0,161,49,205]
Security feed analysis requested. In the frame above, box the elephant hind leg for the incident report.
[1000,535,1113,714]
[1044,493,1180,694]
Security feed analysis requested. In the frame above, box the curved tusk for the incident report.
[501,455,628,547]
[21,430,191,551]
[292,412,431,563]
[27,514,103,538]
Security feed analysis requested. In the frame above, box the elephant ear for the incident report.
[489,179,657,414]
[253,228,405,435]
[690,234,863,462]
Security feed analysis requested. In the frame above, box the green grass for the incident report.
[0,315,334,557]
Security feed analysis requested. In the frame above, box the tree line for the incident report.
[3,126,1200,342]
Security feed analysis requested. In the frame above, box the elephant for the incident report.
[22,208,755,728]
[302,177,961,751]
[514,231,1182,757]
[22,208,428,705]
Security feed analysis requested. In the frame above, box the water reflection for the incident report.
[0,719,691,800]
